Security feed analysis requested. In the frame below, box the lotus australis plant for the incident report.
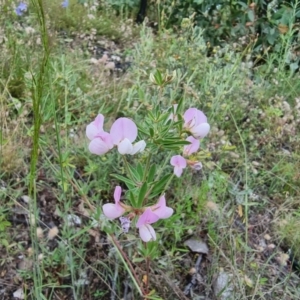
[86,101,210,243]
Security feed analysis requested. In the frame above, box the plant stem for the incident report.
[145,250,150,295]
[109,234,146,296]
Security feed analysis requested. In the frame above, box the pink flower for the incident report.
[170,155,187,177]
[86,114,114,155]
[110,118,146,155]
[102,186,126,219]
[136,208,160,242]
[151,195,173,219]
[183,108,210,139]
[183,136,200,156]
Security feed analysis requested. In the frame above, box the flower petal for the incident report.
[183,108,198,126]
[174,166,184,177]
[152,195,174,219]
[100,132,114,149]
[194,109,208,124]
[118,138,133,155]
[183,108,208,131]
[130,140,146,155]
[136,208,160,228]
[86,114,105,140]
[102,203,125,220]
[114,186,122,203]
[191,123,210,138]
[183,136,200,156]
[139,224,156,242]
[110,118,138,144]
[88,138,110,155]
[170,155,187,168]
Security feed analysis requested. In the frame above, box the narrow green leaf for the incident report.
[129,191,137,207]
[176,98,184,114]
[137,182,148,207]
[154,70,163,85]
[150,174,172,198]
[111,174,135,189]
[128,164,142,181]
[162,140,191,146]
[148,164,156,183]
[137,163,144,179]
[149,127,154,137]
[137,125,148,135]
[247,9,254,22]
[148,111,156,121]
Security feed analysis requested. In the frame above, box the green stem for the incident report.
[122,155,137,184]
[110,234,145,296]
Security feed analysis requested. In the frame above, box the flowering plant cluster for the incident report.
[86,96,210,243]
[15,1,68,16]
[170,107,210,177]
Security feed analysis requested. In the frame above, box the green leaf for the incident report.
[154,70,163,85]
[176,98,184,113]
[148,164,156,183]
[148,111,156,121]
[150,174,172,198]
[149,127,154,137]
[128,190,137,207]
[137,163,144,179]
[137,125,148,135]
[137,182,148,207]
[111,174,135,189]
[138,87,145,101]
[162,144,184,150]
[247,9,254,22]
[158,139,191,146]
[128,164,142,182]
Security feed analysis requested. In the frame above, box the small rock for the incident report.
[18,258,33,271]
[74,270,90,286]
[67,214,82,226]
[24,27,35,34]
[189,267,197,275]
[105,62,115,70]
[90,58,99,65]
[36,227,43,239]
[206,201,219,212]
[111,55,121,61]
[13,288,24,299]
[264,234,271,241]
[98,54,108,63]
[267,243,276,250]
[213,271,234,300]
[184,238,209,254]
[21,195,31,203]
[258,238,267,250]
[276,252,289,266]
[48,226,59,240]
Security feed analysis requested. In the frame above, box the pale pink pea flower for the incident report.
[136,208,160,242]
[102,186,126,219]
[183,136,200,156]
[151,194,173,219]
[170,155,187,177]
[110,118,146,155]
[183,108,210,139]
[86,114,114,155]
